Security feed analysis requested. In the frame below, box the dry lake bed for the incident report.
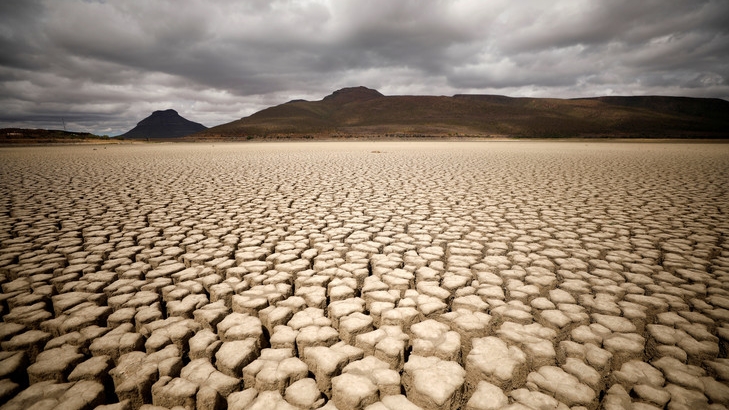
[1,141,728,410]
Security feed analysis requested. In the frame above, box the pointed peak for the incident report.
[322,86,384,103]
[151,109,179,116]
[121,109,206,139]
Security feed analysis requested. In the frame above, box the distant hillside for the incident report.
[0,128,113,144]
[192,86,729,139]
[122,109,207,139]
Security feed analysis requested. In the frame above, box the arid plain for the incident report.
[1,141,728,410]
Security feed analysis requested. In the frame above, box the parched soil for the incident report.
[0,141,728,410]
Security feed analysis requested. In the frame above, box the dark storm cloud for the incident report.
[1,0,728,135]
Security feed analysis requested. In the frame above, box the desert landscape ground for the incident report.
[1,141,728,410]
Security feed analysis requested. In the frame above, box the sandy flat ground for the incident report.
[1,141,728,409]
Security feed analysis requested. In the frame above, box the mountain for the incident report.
[191,87,729,139]
[121,109,207,139]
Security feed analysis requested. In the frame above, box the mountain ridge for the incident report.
[122,109,207,139]
[191,87,729,139]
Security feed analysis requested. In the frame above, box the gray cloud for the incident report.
[1,0,728,135]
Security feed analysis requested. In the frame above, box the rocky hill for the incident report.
[191,87,729,139]
[122,109,207,139]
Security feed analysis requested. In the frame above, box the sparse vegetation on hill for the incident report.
[0,128,114,144]
[191,86,729,140]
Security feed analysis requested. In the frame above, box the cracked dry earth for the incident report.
[0,141,728,410]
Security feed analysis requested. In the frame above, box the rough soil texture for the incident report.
[1,141,728,410]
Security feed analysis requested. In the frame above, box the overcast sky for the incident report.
[1,0,728,135]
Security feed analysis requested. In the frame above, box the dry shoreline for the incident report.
[3,136,729,147]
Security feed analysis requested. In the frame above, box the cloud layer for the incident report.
[1,0,728,135]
